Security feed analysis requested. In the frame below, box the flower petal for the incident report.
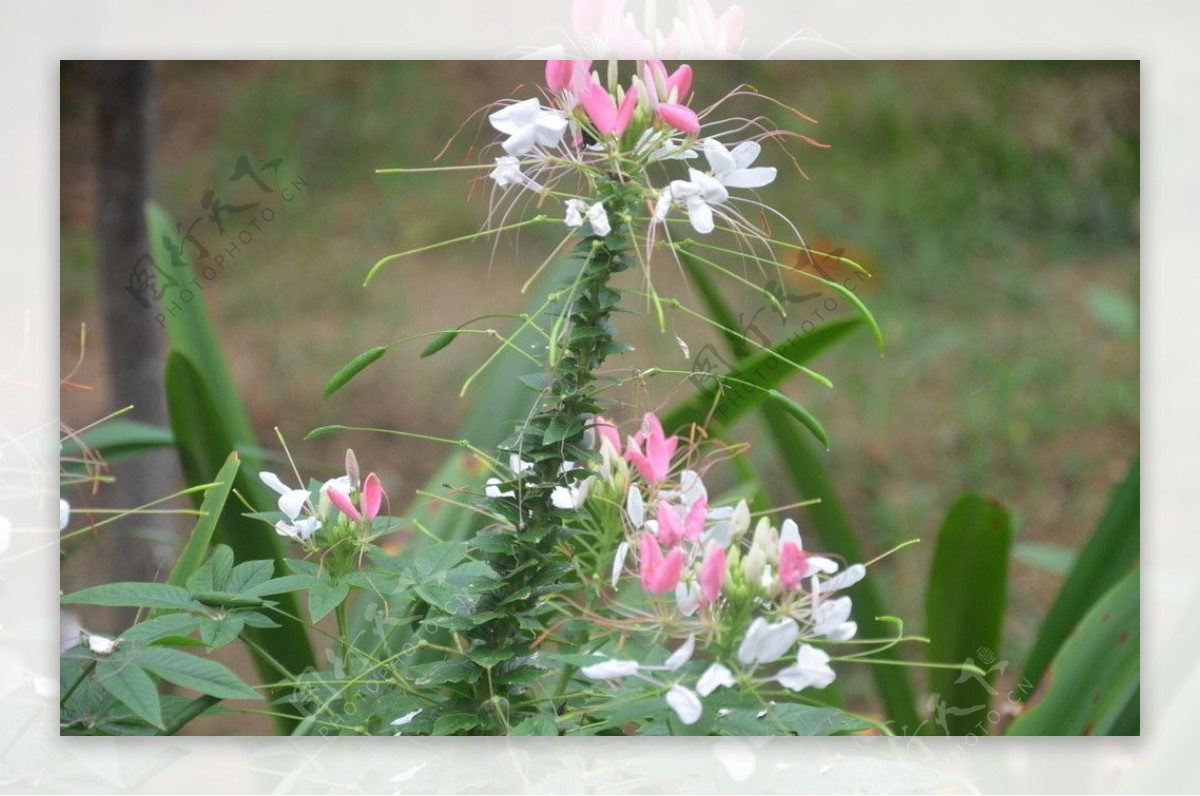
[776,644,836,691]
[278,488,310,522]
[721,166,777,189]
[664,634,696,671]
[665,684,703,725]
[697,662,736,696]
[581,658,640,679]
[258,471,291,497]
[488,97,540,135]
[736,617,799,665]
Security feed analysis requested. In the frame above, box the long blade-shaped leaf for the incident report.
[1007,569,1139,735]
[925,494,1012,735]
[1021,456,1139,693]
[165,452,239,589]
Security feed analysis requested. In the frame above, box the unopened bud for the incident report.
[345,448,360,488]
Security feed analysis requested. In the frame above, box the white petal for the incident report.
[780,518,801,548]
[490,156,523,188]
[736,617,799,665]
[278,489,310,522]
[59,499,70,531]
[665,684,703,725]
[564,198,586,227]
[697,662,736,696]
[730,500,751,539]
[721,167,776,189]
[626,486,645,528]
[803,556,840,578]
[390,708,422,727]
[653,190,673,223]
[664,635,696,671]
[688,169,729,204]
[550,485,575,510]
[776,644,836,691]
[320,475,352,497]
[581,658,640,679]
[258,471,290,497]
[675,581,700,617]
[85,634,118,655]
[812,596,853,636]
[702,138,736,173]
[611,540,630,588]
[586,202,611,236]
[827,621,858,642]
[822,563,867,592]
[685,196,714,234]
[501,125,538,157]
[533,111,569,146]
[488,97,540,135]
[729,140,762,169]
[484,478,514,499]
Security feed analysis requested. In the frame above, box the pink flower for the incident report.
[639,533,684,594]
[580,82,639,137]
[779,541,809,591]
[700,545,727,604]
[657,103,700,134]
[642,60,693,104]
[625,412,678,484]
[592,415,623,453]
[659,494,707,546]
[545,59,593,95]
[329,472,386,523]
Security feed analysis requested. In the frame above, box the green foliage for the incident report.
[147,202,316,728]
[323,345,390,399]
[1021,456,1139,692]
[165,452,239,591]
[925,494,1012,735]
[1007,569,1139,735]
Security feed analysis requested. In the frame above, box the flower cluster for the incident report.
[570,411,866,725]
[485,58,779,243]
[259,449,387,547]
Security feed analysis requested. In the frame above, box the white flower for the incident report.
[564,199,611,236]
[581,658,641,679]
[610,540,630,588]
[626,485,645,528]
[665,684,703,725]
[275,517,321,544]
[259,471,310,521]
[702,139,777,189]
[674,581,700,617]
[820,563,867,592]
[488,97,568,156]
[736,617,799,666]
[390,709,422,728]
[663,635,696,671]
[776,644,836,692]
[85,633,119,656]
[59,499,70,531]
[697,662,736,696]
[811,596,853,638]
[653,169,729,234]
[551,477,592,510]
[489,155,523,188]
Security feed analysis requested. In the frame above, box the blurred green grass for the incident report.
[60,61,1138,715]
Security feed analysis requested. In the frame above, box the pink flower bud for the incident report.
[700,545,727,604]
[779,541,809,591]
[657,103,700,135]
[362,472,384,521]
[639,533,684,594]
[327,486,361,522]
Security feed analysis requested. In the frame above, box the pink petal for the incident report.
[593,415,623,453]
[700,546,727,604]
[639,533,664,592]
[666,64,693,102]
[651,547,685,593]
[580,82,618,136]
[657,503,685,547]
[657,103,700,135]
[684,495,708,541]
[327,487,361,522]
[614,85,639,136]
[362,472,384,521]
[545,60,574,93]
[779,541,809,591]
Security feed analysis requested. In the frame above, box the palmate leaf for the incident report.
[61,582,200,612]
[95,657,163,730]
[134,646,260,701]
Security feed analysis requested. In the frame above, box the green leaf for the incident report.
[244,574,315,597]
[431,714,483,735]
[96,658,164,729]
[122,613,202,642]
[135,646,260,701]
[226,560,275,595]
[61,582,199,611]
[1007,569,1139,735]
[1022,456,1139,694]
[766,389,829,450]
[512,715,558,736]
[166,453,240,591]
[419,330,462,359]
[198,614,246,650]
[324,345,390,400]
[1013,541,1076,576]
[925,494,1012,735]
[186,545,235,593]
[59,419,175,466]
[308,579,350,623]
